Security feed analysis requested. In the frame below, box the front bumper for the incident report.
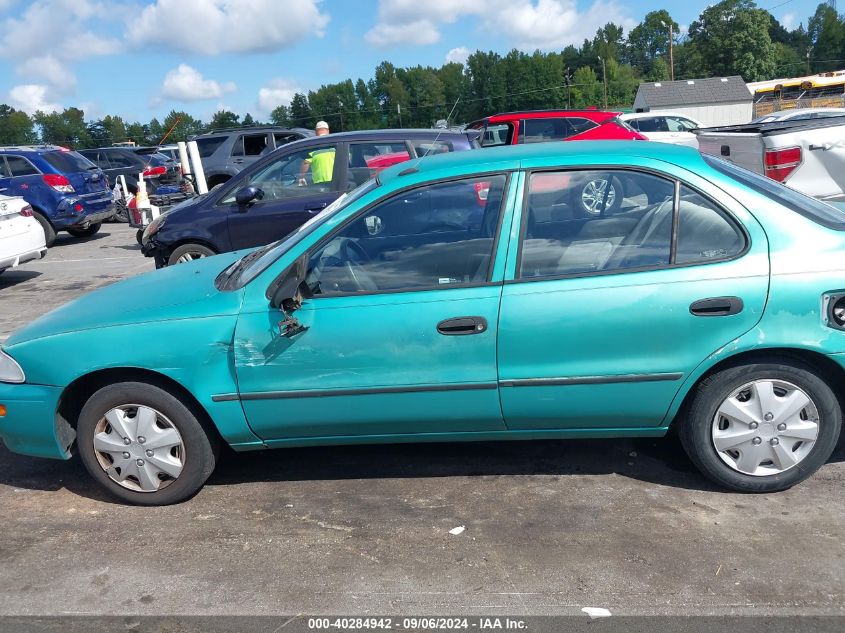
[0,382,73,460]
[140,237,168,267]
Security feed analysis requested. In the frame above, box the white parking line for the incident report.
[37,256,141,264]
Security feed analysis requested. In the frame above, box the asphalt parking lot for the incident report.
[0,225,843,618]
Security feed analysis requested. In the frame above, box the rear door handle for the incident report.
[810,143,832,151]
[690,296,744,317]
[437,316,488,335]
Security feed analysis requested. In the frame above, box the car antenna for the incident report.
[399,98,461,177]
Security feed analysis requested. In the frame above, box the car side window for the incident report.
[5,155,39,176]
[567,117,597,135]
[195,137,226,158]
[220,144,339,204]
[108,151,139,168]
[519,170,675,278]
[410,140,453,157]
[232,133,269,157]
[676,186,744,264]
[636,117,670,133]
[347,142,410,189]
[667,117,697,132]
[480,124,512,147]
[304,174,508,296]
[0,158,9,178]
[521,118,569,143]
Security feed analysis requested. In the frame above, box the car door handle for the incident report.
[689,296,744,317]
[304,202,328,214]
[233,158,245,163]
[810,143,832,151]
[437,316,488,335]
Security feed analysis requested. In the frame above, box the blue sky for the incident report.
[0,0,827,124]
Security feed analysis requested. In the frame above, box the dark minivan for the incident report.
[141,129,478,266]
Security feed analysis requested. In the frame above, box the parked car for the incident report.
[619,111,701,147]
[0,145,115,246]
[2,141,845,504]
[154,144,180,163]
[696,115,845,201]
[189,126,314,189]
[752,107,845,123]
[141,129,478,267]
[468,110,648,216]
[78,147,180,194]
[0,194,46,276]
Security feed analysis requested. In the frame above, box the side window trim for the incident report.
[270,171,514,299]
[511,167,749,284]
[4,155,40,177]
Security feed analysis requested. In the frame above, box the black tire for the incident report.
[136,229,144,245]
[33,212,56,247]
[679,358,842,492]
[571,175,623,218]
[207,176,230,190]
[167,243,216,266]
[76,381,219,505]
[67,223,101,238]
[113,201,129,223]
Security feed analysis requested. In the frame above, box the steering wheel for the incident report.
[339,238,375,291]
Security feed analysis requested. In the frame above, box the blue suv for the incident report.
[0,145,116,246]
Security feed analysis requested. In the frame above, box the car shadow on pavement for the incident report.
[52,232,109,247]
[0,270,42,287]
[3,432,843,503]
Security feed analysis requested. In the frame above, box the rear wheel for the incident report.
[571,175,623,217]
[67,223,101,238]
[679,359,841,492]
[76,381,219,505]
[33,212,56,247]
[167,243,216,266]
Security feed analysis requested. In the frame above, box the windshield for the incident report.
[216,178,380,291]
[704,154,845,230]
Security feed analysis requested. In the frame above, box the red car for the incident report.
[467,110,648,216]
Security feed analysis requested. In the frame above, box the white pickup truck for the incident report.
[695,116,845,201]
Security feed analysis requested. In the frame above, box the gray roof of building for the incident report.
[635,76,752,107]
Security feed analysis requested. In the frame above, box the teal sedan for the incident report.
[1,141,844,505]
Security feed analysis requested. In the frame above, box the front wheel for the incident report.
[679,359,842,492]
[67,223,101,238]
[76,382,219,505]
[167,243,216,266]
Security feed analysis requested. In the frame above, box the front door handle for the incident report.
[690,296,744,317]
[437,316,488,335]
[304,202,328,214]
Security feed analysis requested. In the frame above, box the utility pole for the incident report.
[806,47,812,75]
[662,20,675,81]
[397,103,403,127]
[565,67,572,109]
[598,56,608,109]
[338,100,344,132]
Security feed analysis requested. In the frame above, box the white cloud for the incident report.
[8,84,62,114]
[129,0,330,55]
[258,78,300,114]
[445,46,471,65]
[17,55,77,92]
[366,0,635,51]
[781,12,796,31]
[160,64,236,102]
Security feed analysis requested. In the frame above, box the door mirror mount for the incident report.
[235,185,264,211]
[269,254,310,312]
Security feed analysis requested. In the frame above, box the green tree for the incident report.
[606,59,638,107]
[289,93,313,128]
[269,105,292,126]
[570,66,603,108]
[0,105,35,145]
[687,0,777,81]
[209,110,240,129]
[87,115,127,146]
[34,107,91,148]
[626,10,678,75]
[808,4,845,72]
[242,113,256,127]
[160,110,202,142]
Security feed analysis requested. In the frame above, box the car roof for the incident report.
[376,140,700,186]
[0,144,67,154]
[261,128,472,154]
[620,111,699,120]
[471,110,621,125]
[774,108,845,117]
[191,126,313,138]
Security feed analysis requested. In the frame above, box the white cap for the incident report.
[316,120,329,130]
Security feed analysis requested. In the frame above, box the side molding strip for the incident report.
[213,382,498,402]
[498,373,684,388]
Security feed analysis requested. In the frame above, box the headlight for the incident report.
[0,348,25,383]
[142,213,167,241]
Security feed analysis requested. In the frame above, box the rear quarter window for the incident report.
[42,150,95,173]
[195,137,226,158]
[704,154,845,230]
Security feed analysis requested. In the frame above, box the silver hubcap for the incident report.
[176,251,206,263]
[712,379,820,476]
[581,179,616,215]
[93,405,185,492]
